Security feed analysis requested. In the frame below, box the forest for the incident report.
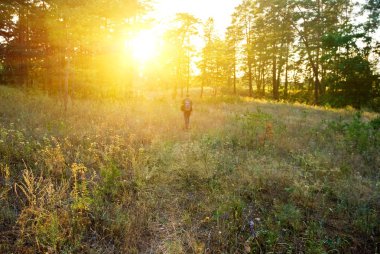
[0,0,380,253]
[0,0,379,109]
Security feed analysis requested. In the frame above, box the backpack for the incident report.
[182,99,192,112]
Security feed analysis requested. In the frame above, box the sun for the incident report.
[126,30,159,63]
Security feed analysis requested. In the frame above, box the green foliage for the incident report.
[275,203,303,230]
[233,109,273,149]
[370,116,380,129]
[327,112,380,177]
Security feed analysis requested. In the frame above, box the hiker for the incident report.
[181,94,193,129]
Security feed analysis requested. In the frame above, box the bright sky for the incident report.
[150,0,240,36]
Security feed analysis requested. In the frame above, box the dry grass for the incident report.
[0,85,379,253]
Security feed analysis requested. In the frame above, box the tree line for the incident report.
[0,0,379,110]
[0,0,147,109]
[198,0,380,109]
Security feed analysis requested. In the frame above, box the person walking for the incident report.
[181,94,193,130]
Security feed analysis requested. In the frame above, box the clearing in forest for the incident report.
[0,86,379,253]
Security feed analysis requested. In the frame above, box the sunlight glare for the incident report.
[127,30,159,63]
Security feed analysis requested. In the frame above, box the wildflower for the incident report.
[249,220,256,238]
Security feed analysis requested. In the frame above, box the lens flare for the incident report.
[126,30,159,63]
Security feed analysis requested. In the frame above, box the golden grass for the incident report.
[0,85,379,253]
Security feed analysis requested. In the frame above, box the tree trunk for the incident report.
[200,59,206,98]
[276,67,281,101]
[272,46,278,100]
[248,59,253,97]
[284,41,289,99]
[187,49,190,95]
[18,5,28,87]
[314,72,320,105]
[256,64,261,95]
[276,50,283,101]
[262,68,266,96]
[233,62,236,95]
[200,80,204,98]
[293,29,320,105]
[315,0,321,104]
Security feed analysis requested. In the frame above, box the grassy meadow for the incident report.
[0,85,379,253]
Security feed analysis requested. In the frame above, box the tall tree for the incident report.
[225,20,241,95]
[199,18,216,98]
[171,13,199,98]
[233,0,255,97]
[255,0,293,100]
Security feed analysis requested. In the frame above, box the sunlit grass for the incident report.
[0,85,379,253]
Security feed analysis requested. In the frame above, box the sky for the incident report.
[149,0,380,38]
[150,0,240,36]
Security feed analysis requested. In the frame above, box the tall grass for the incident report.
[0,85,379,253]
